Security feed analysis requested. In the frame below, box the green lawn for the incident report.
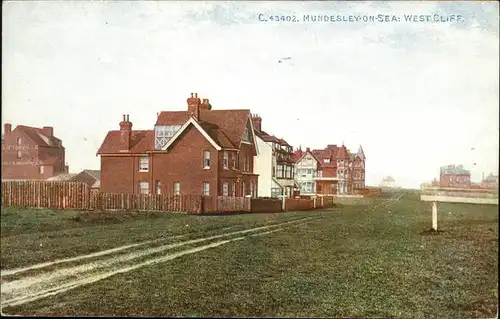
[1,192,498,318]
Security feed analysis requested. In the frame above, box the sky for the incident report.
[2,1,499,188]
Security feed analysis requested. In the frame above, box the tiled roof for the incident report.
[97,130,152,154]
[99,108,252,154]
[155,111,189,126]
[198,121,237,149]
[46,173,77,181]
[82,169,100,180]
[440,164,470,175]
[16,125,62,148]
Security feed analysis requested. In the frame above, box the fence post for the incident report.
[313,197,316,209]
[281,195,286,211]
[432,201,438,231]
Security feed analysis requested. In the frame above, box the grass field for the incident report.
[1,191,498,318]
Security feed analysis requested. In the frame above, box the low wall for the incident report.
[285,198,314,211]
[421,195,498,205]
[250,198,282,213]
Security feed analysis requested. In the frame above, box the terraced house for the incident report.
[252,114,299,198]
[1,123,68,180]
[97,93,259,197]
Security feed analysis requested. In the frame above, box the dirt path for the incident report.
[1,216,319,309]
[365,193,404,212]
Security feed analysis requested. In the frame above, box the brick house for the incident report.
[252,114,299,198]
[439,164,471,188]
[1,123,68,180]
[293,144,365,195]
[480,173,498,190]
[97,93,259,197]
[349,146,366,191]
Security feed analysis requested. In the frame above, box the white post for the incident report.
[432,201,438,231]
[281,195,286,211]
[313,197,316,209]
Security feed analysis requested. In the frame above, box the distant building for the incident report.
[293,144,365,196]
[481,173,498,190]
[2,123,68,180]
[71,169,101,191]
[46,173,77,182]
[380,176,397,188]
[439,164,471,189]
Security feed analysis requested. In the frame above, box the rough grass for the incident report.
[1,193,498,318]
[0,207,320,270]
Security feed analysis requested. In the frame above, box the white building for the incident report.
[294,148,320,196]
[252,115,299,198]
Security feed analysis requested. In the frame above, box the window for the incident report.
[173,182,180,195]
[203,151,211,169]
[139,156,149,172]
[139,181,149,194]
[250,182,254,198]
[155,125,182,149]
[39,166,44,174]
[17,137,22,145]
[324,158,330,164]
[223,151,229,169]
[231,153,236,168]
[244,155,249,171]
[242,182,246,196]
[203,182,210,196]
[155,181,161,195]
[17,150,21,159]
[235,153,240,169]
[242,126,250,141]
[222,182,229,196]
[232,182,236,197]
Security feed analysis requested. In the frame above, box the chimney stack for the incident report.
[252,114,262,132]
[187,92,201,121]
[306,147,310,152]
[200,98,212,111]
[119,114,132,151]
[4,123,12,134]
[42,126,54,137]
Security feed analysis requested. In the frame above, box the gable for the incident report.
[161,118,221,151]
[239,117,259,156]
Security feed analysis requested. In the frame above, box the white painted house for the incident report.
[252,115,299,198]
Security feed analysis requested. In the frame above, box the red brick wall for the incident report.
[440,174,471,189]
[152,126,219,196]
[251,197,282,213]
[285,198,314,211]
[101,156,135,193]
[2,129,65,180]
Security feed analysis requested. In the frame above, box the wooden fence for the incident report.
[1,180,91,209]
[1,181,251,214]
[2,181,351,214]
